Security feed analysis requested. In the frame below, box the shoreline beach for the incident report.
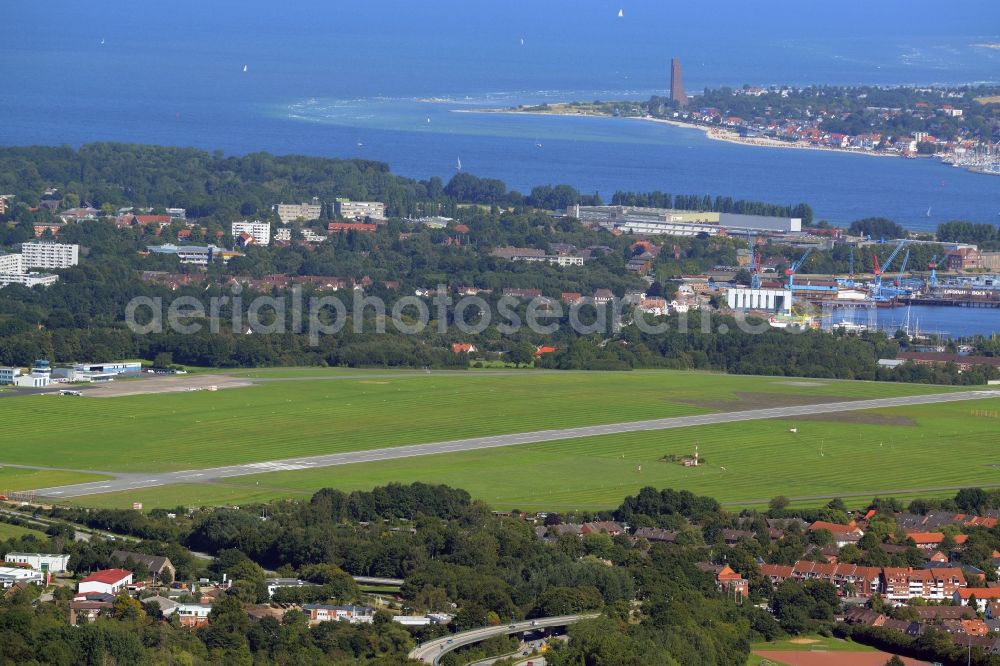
[453,107,902,159]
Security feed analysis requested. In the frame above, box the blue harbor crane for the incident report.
[744,229,762,289]
[785,247,813,290]
[871,239,906,301]
[927,255,939,289]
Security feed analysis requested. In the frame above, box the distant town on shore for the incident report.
[473,59,1000,176]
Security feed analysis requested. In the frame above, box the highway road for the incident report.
[408,614,597,664]
[25,389,1000,499]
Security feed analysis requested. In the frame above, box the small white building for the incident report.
[0,567,45,588]
[0,272,59,288]
[302,604,374,624]
[265,578,319,598]
[392,613,452,626]
[12,360,51,388]
[77,569,133,596]
[4,552,70,573]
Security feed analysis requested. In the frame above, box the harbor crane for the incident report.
[744,229,762,289]
[893,248,910,287]
[927,255,939,288]
[785,247,813,290]
[871,239,906,299]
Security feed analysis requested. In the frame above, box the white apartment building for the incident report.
[274,227,291,242]
[335,200,386,221]
[0,367,21,385]
[231,220,271,246]
[5,553,71,573]
[0,272,59,288]
[0,253,22,274]
[276,202,322,224]
[21,242,79,269]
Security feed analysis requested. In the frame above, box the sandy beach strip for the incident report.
[453,107,901,159]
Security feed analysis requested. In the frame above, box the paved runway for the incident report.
[28,389,1000,499]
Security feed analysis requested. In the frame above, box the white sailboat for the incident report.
[456,157,462,171]
[617,9,623,18]
[100,38,105,46]
[926,206,932,217]
[243,64,248,73]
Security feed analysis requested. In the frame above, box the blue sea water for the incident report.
[1,0,999,229]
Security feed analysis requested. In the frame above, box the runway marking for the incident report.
[25,390,999,499]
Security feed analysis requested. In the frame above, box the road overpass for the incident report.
[409,613,597,664]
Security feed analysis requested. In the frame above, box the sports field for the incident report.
[0,370,956,474]
[751,639,925,666]
[45,388,1000,511]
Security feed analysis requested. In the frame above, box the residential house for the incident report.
[592,289,615,304]
[809,521,864,548]
[633,527,677,544]
[451,343,478,354]
[906,532,945,550]
[69,598,114,624]
[177,603,213,627]
[696,563,748,598]
[580,521,624,537]
[502,288,542,300]
[143,595,179,617]
[111,551,175,582]
[956,588,1000,612]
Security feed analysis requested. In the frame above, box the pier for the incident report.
[900,297,1000,309]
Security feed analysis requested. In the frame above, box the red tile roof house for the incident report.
[451,343,478,354]
[955,588,1000,612]
[697,563,749,598]
[809,521,864,547]
[906,531,945,550]
[77,569,133,596]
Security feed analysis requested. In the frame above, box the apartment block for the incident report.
[276,202,322,224]
[231,221,271,246]
[21,242,79,269]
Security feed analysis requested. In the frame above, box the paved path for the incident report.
[25,390,1000,499]
[409,614,595,664]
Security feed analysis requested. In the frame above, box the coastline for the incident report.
[452,107,901,159]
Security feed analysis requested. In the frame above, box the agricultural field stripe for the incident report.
[27,389,1000,499]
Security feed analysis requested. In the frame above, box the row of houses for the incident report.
[761,560,969,601]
